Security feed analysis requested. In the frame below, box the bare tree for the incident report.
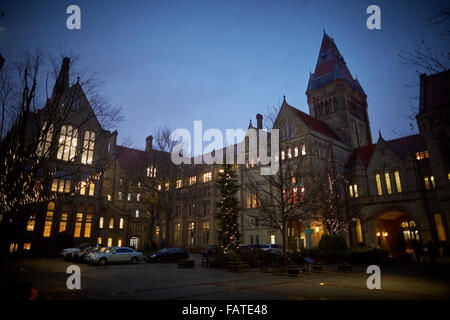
[0,50,123,259]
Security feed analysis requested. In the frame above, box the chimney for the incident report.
[51,57,70,100]
[256,113,263,129]
[145,135,153,152]
[419,73,427,114]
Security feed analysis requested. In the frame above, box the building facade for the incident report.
[10,34,450,257]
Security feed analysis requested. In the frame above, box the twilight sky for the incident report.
[1,0,448,150]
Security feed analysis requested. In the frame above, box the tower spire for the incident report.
[51,57,70,100]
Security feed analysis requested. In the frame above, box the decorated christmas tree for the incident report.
[215,164,241,256]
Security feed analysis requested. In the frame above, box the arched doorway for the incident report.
[376,211,420,255]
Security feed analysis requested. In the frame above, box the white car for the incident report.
[61,243,98,260]
[261,244,283,255]
[89,247,143,265]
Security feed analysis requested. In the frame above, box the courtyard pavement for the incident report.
[1,254,449,300]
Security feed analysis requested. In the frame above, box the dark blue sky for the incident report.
[1,0,448,149]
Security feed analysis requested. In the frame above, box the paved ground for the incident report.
[2,254,450,300]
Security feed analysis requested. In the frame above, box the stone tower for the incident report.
[306,33,372,149]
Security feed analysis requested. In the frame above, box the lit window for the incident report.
[281,150,285,160]
[107,195,111,201]
[119,218,124,229]
[97,237,102,245]
[27,214,36,231]
[287,148,292,159]
[52,178,71,193]
[107,237,113,247]
[57,125,78,161]
[375,174,383,196]
[137,193,141,201]
[270,234,276,244]
[424,177,431,190]
[81,130,95,164]
[189,176,197,185]
[43,202,54,237]
[394,171,402,193]
[202,172,212,182]
[118,192,122,200]
[385,172,392,194]
[127,193,132,201]
[89,183,95,196]
[118,238,123,247]
[176,180,182,189]
[59,204,69,232]
[135,210,139,218]
[23,243,31,250]
[294,147,299,157]
[353,184,358,198]
[247,194,251,208]
[356,218,363,243]
[301,144,306,156]
[434,214,447,241]
[37,121,53,157]
[252,194,257,208]
[147,165,156,177]
[9,243,18,253]
[99,217,104,229]
[109,218,114,229]
[155,225,160,240]
[84,212,93,238]
[430,176,436,189]
[349,185,354,198]
[74,211,83,238]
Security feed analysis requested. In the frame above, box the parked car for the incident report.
[85,247,110,263]
[261,244,283,255]
[89,247,143,265]
[61,243,97,260]
[145,248,189,263]
[72,244,105,262]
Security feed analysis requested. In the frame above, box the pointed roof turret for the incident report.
[51,57,70,100]
[307,32,364,94]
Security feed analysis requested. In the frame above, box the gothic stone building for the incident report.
[12,34,449,256]
[238,33,449,255]
[10,57,127,255]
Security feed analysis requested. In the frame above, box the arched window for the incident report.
[57,125,78,161]
[43,202,54,237]
[394,170,402,193]
[81,130,95,164]
[37,121,53,157]
[384,171,392,194]
[375,173,383,196]
[59,204,69,232]
[84,206,93,238]
[74,208,83,238]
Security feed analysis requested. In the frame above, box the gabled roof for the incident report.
[282,99,341,141]
[347,144,376,168]
[385,134,426,158]
[347,134,427,167]
[116,145,150,172]
[307,32,365,95]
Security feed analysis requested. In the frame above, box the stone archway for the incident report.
[375,210,420,255]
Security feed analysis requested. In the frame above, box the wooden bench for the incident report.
[177,259,195,268]
[304,257,326,273]
[287,265,305,277]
